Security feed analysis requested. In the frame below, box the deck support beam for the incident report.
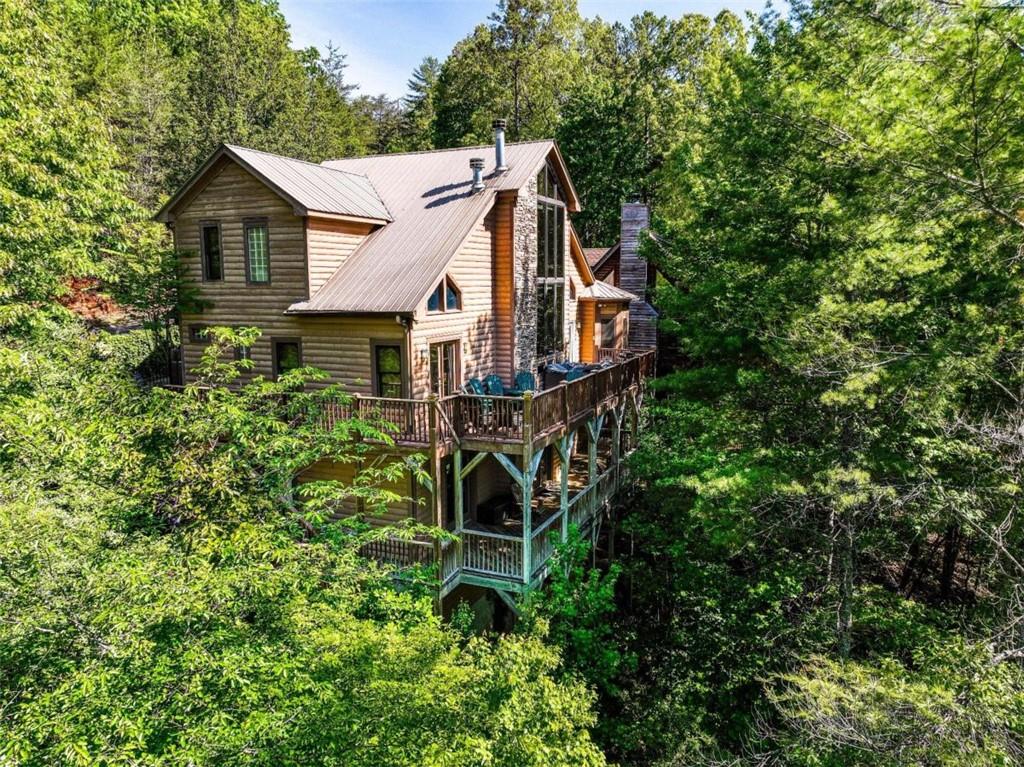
[493,588,521,617]
[554,433,575,542]
[586,412,606,483]
[453,448,464,566]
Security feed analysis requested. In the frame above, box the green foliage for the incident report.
[0,0,137,328]
[433,0,583,145]
[765,643,1024,766]
[524,527,632,699]
[0,322,607,766]
[612,0,1024,762]
[48,0,373,209]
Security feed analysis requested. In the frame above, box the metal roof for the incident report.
[154,144,391,223]
[289,140,567,314]
[583,247,612,267]
[578,280,637,302]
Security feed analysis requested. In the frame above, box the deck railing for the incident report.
[360,464,628,588]
[317,349,654,449]
[461,528,523,579]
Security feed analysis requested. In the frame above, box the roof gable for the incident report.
[154,144,391,224]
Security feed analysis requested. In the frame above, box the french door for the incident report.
[430,340,460,397]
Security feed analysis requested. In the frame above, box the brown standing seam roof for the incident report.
[224,145,392,221]
[288,141,563,315]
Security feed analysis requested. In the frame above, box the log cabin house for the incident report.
[156,122,656,613]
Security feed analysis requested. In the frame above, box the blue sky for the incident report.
[278,0,772,99]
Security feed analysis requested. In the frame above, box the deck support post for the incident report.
[428,394,443,614]
[521,392,534,586]
[453,447,464,565]
[555,433,574,543]
[586,412,605,484]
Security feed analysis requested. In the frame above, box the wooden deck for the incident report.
[322,348,655,455]
[351,349,655,597]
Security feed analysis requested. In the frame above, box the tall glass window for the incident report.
[245,221,270,283]
[536,165,566,356]
[200,223,222,281]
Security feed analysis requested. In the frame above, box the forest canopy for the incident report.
[3,0,1024,765]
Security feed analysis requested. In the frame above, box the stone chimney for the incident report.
[619,201,657,349]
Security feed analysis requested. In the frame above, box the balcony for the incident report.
[321,348,655,456]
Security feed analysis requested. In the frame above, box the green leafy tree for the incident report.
[401,56,442,150]
[0,0,136,329]
[434,0,582,145]
[0,324,607,766]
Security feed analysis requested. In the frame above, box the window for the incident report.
[272,339,302,378]
[200,223,223,281]
[373,344,403,397]
[189,325,208,343]
[244,220,270,284]
[429,341,459,397]
[234,345,251,362]
[536,170,566,356]
[600,317,616,348]
[536,165,563,202]
[427,276,461,313]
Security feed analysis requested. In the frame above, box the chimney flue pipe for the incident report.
[492,118,508,172]
[470,157,485,192]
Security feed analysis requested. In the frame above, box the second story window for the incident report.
[244,220,270,284]
[200,223,222,281]
[536,165,566,356]
[427,276,461,312]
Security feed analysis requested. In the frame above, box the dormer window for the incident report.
[427,276,461,313]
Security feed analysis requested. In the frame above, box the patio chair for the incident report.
[565,367,587,383]
[512,370,536,394]
[462,377,486,396]
[483,374,506,396]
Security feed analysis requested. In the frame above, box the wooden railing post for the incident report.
[559,435,570,544]
[521,391,534,586]
[560,381,569,430]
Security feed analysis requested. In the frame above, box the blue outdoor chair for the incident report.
[513,370,536,393]
[483,374,506,396]
[565,367,587,383]
[463,377,486,396]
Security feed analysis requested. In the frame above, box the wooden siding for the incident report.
[298,457,418,528]
[578,302,596,363]
[565,231,584,362]
[175,159,404,390]
[410,207,499,397]
[493,194,515,382]
[306,217,372,295]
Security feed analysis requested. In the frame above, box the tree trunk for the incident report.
[837,513,854,660]
[940,523,962,600]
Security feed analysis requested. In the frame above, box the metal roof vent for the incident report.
[470,157,485,192]
[492,118,508,173]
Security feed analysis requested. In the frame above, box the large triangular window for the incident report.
[427,275,461,313]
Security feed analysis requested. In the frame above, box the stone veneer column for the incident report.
[512,176,538,373]
[619,201,657,349]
